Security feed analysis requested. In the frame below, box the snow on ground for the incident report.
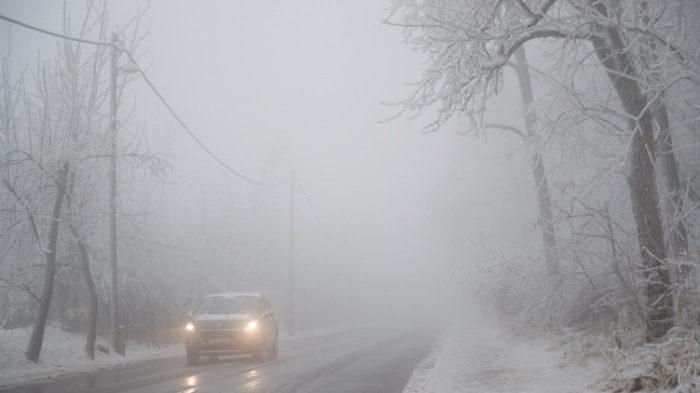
[1,318,608,392]
[403,315,606,393]
[0,324,182,389]
[0,323,351,390]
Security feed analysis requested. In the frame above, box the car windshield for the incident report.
[196,295,258,316]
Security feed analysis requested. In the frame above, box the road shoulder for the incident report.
[403,317,605,393]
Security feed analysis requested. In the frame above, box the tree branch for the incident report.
[2,180,41,245]
[484,123,527,138]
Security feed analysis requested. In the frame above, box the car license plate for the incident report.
[208,337,230,344]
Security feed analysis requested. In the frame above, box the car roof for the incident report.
[203,292,263,300]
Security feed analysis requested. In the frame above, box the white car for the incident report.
[185,292,279,365]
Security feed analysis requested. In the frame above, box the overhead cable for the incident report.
[122,49,289,187]
[0,14,115,47]
[0,13,289,188]
[297,179,325,231]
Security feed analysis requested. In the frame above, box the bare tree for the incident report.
[65,170,99,359]
[387,0,700,341]
[25,162,70,363]
[487,46,559,277]
[1,1,156,361]
[639,0,700,268]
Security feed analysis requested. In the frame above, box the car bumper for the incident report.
[186,329,260,354]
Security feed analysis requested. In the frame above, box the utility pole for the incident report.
[288,171,295,335]
[109,32,124,356]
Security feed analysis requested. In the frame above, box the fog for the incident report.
[0,0,539,331]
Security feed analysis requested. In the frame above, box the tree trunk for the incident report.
[638,0,689,269]
[513,46,559,276]
[66,170,98,360]
[592,28,673,341]
[655,103,689,265]
[25,161,69,363]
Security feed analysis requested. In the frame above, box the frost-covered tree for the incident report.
[0,24,111,362]
[387,0,700,341]
[487,46,559,277]
[0,1,155,361]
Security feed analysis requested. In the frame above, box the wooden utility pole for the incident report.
[109,32,124,355]
[288,171,295,335]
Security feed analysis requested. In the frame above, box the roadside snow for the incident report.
[1,319,607,392]
[0,324,181,389]
[0,324,349,390]
[403,316,605,393]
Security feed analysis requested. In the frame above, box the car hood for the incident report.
[195,313,252,330]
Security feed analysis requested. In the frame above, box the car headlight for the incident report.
[186,322,195,332]
[244,320,258,331]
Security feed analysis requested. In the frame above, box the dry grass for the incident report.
[603,328,700,392]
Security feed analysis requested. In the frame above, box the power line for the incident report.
[296,179,325,231]
[121,49,290,187]
[0,14,115,47]
[0,13,289,188]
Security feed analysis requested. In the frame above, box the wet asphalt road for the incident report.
[1,326,439,393]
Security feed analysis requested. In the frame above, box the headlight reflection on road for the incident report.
[244,369,262,389]
[186,376,199,387]
[177,375,200,393]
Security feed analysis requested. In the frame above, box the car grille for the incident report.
[198,330,239,344]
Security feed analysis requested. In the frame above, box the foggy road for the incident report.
[1,326,439,393]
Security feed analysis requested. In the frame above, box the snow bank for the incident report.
[0,324,181,389]
[404,317,605,393]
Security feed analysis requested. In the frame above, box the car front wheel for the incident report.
[270,331,278,359]
[251,336,264,361]
[186,346,199,365]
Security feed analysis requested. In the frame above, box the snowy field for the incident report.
[0,320,606,392]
